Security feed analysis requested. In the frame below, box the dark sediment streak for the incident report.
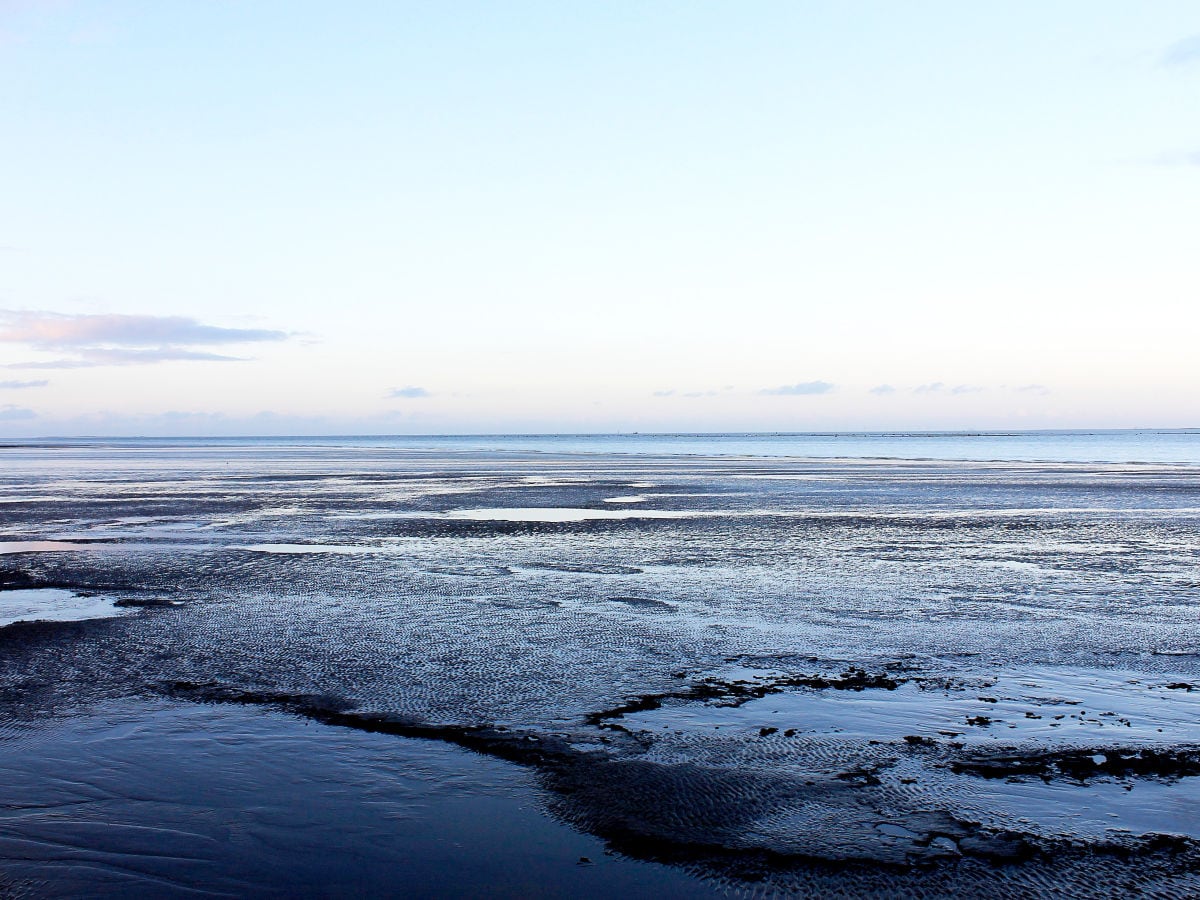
[952,746,1200,782]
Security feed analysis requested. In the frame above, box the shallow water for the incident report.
[0,541,85,555]
[0,588,124,628]
[0,701,712,899]
[2,436,1200,896]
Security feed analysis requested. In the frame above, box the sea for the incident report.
[5,428,1200,463]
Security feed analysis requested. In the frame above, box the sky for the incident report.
[1,1,1198,435]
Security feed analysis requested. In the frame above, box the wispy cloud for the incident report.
[868,384,895,395]
[1148,150,1200,167]
[913,382,982,395]
[0,405,36,421]
[0,310,287,368]
[7,349,248,369]
[0,311,286,347]
[654,387,731,398]
[0,379,48,389]
[389,386,431,398]
[1163,34,1200,67]
[1015,383,1050,395]
[760,380,834,396]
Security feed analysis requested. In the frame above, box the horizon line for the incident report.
[4,427,1200,442]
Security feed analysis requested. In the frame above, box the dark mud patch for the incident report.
[426,565,514,577]
[585,668,904,727]
[0,540,105,555]
[1,562,164,598]
[112,595,184,609]
[533,563,645,576]
[3,565,185,618]
[608,596,676,611]
[382,518,669,539]
[1,566,75,592]
[952,746,1200,782]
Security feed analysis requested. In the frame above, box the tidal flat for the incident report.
[2,436,1199,897]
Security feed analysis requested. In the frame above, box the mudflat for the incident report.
[2,438,1199,897]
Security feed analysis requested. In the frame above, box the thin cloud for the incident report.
[0,405,36,421]
[913,382,944,394]
[1149,150,1200,167]
[6,348,247,369]
[868,384,895,395]
[0,379,48,389]
[1015,383,1050,395]
[1163,34,1200,67]
[760,380,834,396]
[0,311,286,348]
[950,384,983,395]
[652,389,675,397]
[389,386,431,399]
[0,310,287,368]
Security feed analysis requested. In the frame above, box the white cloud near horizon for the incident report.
[0,379,49,389]
[0,405,36,421]
[913,383,984,396]
[389,386,431,398]
[760,381,835,396]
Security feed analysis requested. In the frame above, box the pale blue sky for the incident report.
[1,1,1197,435]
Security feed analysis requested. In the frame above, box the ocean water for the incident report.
[2,432,1200,897]
[5,428,1200,464]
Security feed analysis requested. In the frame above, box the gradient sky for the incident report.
[2,1,1198,435]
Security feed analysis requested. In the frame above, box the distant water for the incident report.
[5,430,1200,465]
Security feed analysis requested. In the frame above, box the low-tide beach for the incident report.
[2,433,1199,897]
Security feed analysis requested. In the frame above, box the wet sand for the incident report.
[2,444,1199,896]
